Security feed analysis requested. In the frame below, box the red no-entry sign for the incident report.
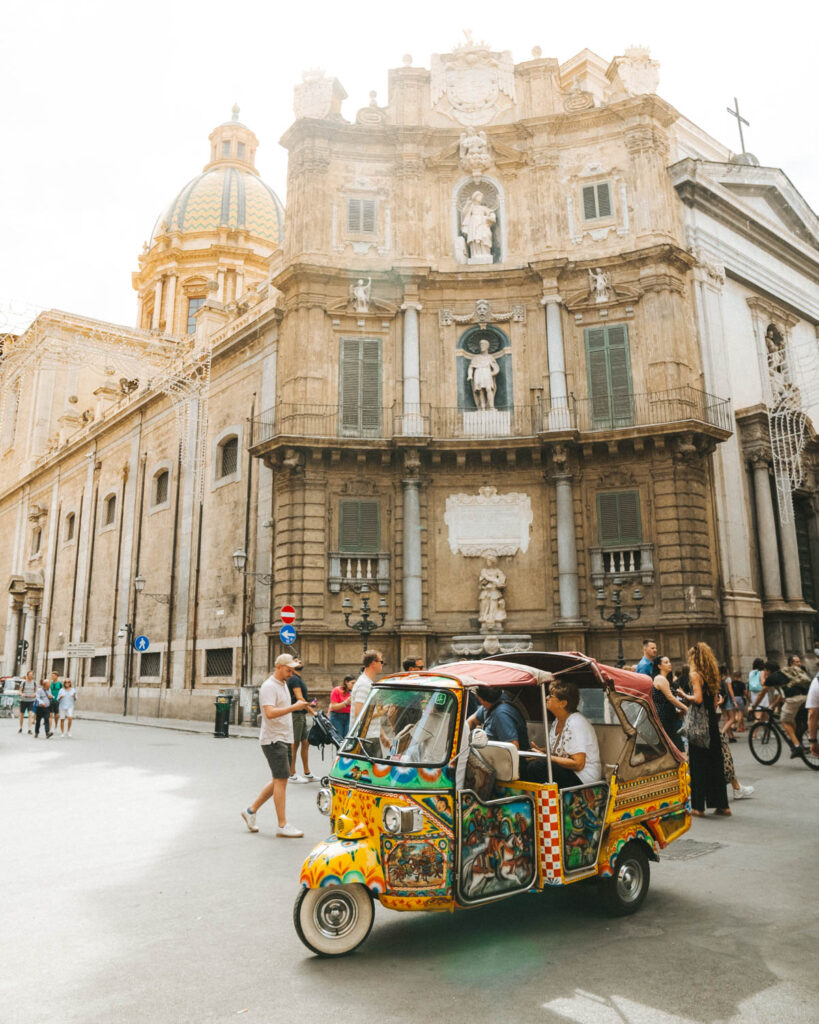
[280,605,296,625]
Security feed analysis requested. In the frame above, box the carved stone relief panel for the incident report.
[444,486,533,557]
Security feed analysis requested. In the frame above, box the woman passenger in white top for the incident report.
[530,680,602,787]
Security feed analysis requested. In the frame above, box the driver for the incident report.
[467,686,529,750]
[379,702,413,759]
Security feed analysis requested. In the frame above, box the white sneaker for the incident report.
[301,773,317,782]
[289,775,310,784]
[276,823,304,838]
[733,784,754,800]
[241,809,259,832]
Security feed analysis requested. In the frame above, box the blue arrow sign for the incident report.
[134,635,150,652]
[279,625,297,645]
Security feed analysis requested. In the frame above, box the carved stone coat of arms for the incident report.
[431,34,516,126]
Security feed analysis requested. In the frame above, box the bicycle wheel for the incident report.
[799,727,819,771]
[749,720,781,765]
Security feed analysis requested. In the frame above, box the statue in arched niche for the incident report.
[455,179,501,265]
[461,191,496,260]
[467,338,500,410]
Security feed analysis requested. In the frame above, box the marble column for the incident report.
[163,274,177,333]
[4,600,21,675]
[541,295,570,430]
[402,452,423,623]
[779,503,805,603]
[151,280,163,330]
[401,302,423,434]
[750,454,783,602]
[22,601,37,671]
[552,449,581,624]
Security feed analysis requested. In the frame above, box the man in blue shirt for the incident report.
[635,639,657,676]
[467,685,529,750]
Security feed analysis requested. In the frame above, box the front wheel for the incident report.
[799,727,819,771]
[293,884,374,957]
[598,841,650,917]
[749,720,781,765]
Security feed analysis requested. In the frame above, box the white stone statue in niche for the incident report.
[350,278,372,313]
[588,267,612,303]
[459,129,492,178]
[460,191,496,261]
[467,338,500,410]
[478,555,507,633]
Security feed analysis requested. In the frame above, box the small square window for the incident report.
[89,655,107,678]
[139,651,161,678]
[51,658,65,676]
[582,182,612,220]
[205,648,233,677]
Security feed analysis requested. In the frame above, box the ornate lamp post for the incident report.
[232,549,274,586]
[596,577,643,669]
[342,584,387,653]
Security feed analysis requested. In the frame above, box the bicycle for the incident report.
[748,706,819,771]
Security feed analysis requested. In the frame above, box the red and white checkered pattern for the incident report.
[537,789,562,882]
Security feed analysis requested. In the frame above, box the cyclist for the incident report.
[778,655,811,757]
[806,671,819,757]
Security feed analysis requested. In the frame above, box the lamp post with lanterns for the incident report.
[342,584,388,653]
[596,577,643,669]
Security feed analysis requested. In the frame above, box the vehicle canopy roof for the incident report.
[433,651,653,699]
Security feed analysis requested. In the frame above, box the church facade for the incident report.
[1,42,816,718]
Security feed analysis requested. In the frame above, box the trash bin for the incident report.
[213,694,233,738]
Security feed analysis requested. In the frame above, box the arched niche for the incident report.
[456,326,513,412]
[452,177,505,265]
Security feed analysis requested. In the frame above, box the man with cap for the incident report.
[241,654,309,837]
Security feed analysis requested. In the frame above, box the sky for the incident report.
[1,0,817,331]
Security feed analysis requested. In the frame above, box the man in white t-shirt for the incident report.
[241,654,309,837]
[806,674,819,758]
[350,649,384,720]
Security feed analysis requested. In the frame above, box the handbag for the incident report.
[686,702,711,749]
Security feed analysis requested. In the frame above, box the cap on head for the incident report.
[275,654,299,668]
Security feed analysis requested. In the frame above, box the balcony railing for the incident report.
[252,387,731,446]
[589,544,655,587]
[328,552,390,594]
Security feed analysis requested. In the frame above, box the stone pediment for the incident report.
[720,182,817,246]
[426,136,528,175]
[562,280,641,312]
[325,295,398,318]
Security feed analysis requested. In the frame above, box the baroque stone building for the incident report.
[1,42,817,719]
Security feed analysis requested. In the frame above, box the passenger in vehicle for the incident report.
[467,686,529,750]
[529,680,602,788]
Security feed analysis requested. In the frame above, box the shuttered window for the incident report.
[346,198,376,233]
[339,500,380,553]
[597,491,642,547]
[205,648,234,677]
[582,182,612,220]
[585,324,633,427]
[139,652,161,678]
[339,337,381,436]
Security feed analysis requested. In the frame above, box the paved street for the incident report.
[1,715,816,1024]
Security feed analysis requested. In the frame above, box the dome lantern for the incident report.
[204,104,259,172]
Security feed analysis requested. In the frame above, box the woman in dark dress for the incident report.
[651,655,687,750]
[680,642,730,816]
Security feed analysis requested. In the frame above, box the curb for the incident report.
[75,713,257,739]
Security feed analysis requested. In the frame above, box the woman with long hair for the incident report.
[651,655,687,750]
[680,642,730,817]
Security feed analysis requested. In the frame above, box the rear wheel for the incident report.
[293,884,374,957]
[598,841,650,917]
[749,720,781,765]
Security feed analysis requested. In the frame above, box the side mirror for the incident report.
[470,728,489,749]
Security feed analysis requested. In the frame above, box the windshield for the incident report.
[340,686,457,766]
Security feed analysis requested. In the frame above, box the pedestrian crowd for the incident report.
[634,638,818,818]
[14,670,77,739]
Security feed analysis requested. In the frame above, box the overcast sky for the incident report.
[1,0,816,331]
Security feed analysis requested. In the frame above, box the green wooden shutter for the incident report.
[339,338,381,435]
[586,327,612,422]
[606,325,633,424]
[361,200,376,233]
[582,186,597,219]
[596,183,612,218]
[339,500,380,552]
[585,325,633,426]
[347,199,362,232]
[597,491,642,546]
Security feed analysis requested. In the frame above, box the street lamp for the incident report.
[342,584,388,653]
[133,574,170,604]
[232,548,274,586]
[596,577,643,669]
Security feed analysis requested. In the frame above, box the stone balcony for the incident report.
[328,552,390,594]
[250,386,732,459]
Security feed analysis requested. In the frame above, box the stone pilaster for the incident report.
[549,446,582,625]
[401,449,423,624]
[541,292,570,429]
[401,302,423,434]
[748,449,784,603]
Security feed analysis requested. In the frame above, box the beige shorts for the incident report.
[780,694,806,725]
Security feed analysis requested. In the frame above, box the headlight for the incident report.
[316,788,332,816]
[382,805,423,834]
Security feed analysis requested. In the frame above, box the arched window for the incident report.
[153,469,170,506]
[218,436,239,479]
[103,493,117,527]
[64,512,76,542]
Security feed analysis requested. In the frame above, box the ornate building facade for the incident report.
[1,43,816,718]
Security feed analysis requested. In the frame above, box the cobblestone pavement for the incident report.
[1,716,816,1024]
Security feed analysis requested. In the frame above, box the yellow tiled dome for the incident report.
[151,166,284,245]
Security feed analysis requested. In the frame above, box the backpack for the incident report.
[307,710,342,750]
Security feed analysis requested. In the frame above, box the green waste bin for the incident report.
[214,695,233,738]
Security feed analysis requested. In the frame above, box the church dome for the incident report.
[149,106,284,247]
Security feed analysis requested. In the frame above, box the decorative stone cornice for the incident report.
[439,299,526,327]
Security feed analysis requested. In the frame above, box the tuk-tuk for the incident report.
[294,652,690,956]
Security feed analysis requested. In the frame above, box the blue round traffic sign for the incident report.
[279,625,297,645]
[134,635,150,652]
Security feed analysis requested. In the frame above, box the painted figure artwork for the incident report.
[384,839,449,892]
[460,796,536,901]
[561,784,608,872]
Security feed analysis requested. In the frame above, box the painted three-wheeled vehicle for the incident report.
[294,652,691,956]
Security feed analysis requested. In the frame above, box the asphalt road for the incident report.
[1,717,816,1024]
